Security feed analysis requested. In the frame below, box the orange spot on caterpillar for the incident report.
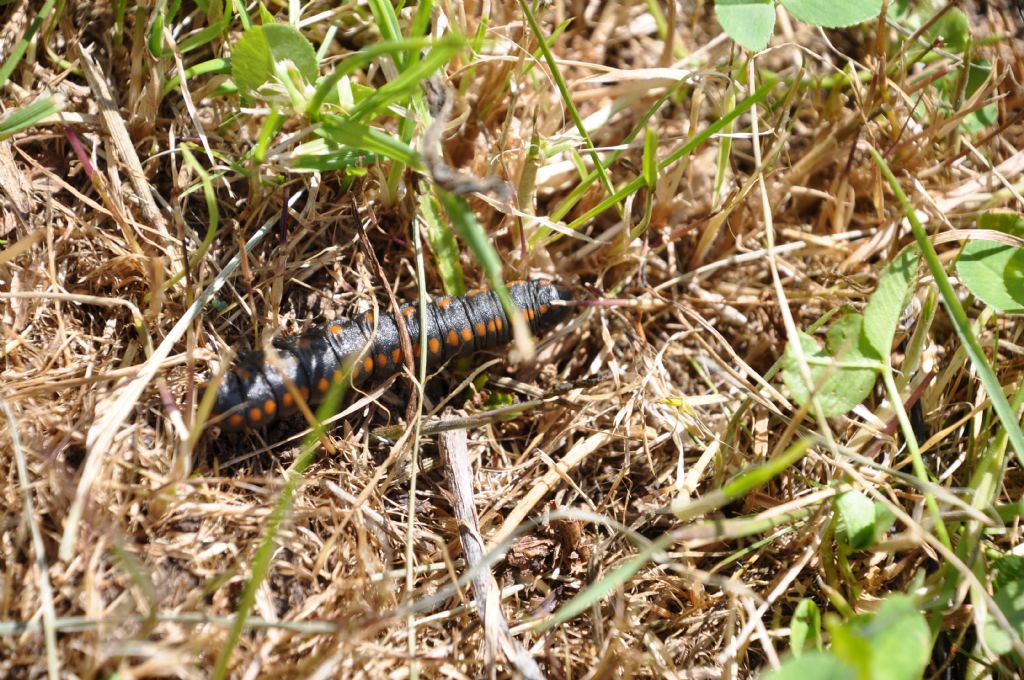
[264,400,277,415]
[495,317,504,331]
[461,327,472,342]
[392,348,402,364]
[318,377,329,393]
[429,337,441,354]
[249,407,263,423]
[330,323,343,334]
[539,304,549,315]
[475,322,486,338]
[282,393,294,407]
[363,357,374,374]
[447,330,459,347]
[376,353,387,369]
[437,298,452,309]
[229,413,245,428]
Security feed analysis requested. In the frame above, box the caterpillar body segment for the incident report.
[209,280,572,430]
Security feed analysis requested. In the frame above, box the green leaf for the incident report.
[485,391,515,409]
[978,211,1024,238]
[761,652,857,680]
[780,0,883,28]
[926,8,970,53]
[830,595,931,680]
[957,239,1024,313]
[257,2,275,24]
[862,246,919,360]
[231,23,318,94]
[791,599,822,656]
[983,576,1024,657]
[782,313,878,417]
[957,214,1024,313]
[835,490,876,551]
[715,0,776,52]
[873,502,896,539]
[992,554,1024,590]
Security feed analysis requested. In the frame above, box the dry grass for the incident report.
[2,1,1024,678]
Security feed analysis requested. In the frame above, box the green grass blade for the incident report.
[208,439,318,680]
[437,190,506,292]
[517,0,616,201]
[347,42,463,123]
[544,89,678,226]
[419,193,466,296]
[366,0,405,68]
[210,379,347,680]
[314,115,421,168]
[306,37,461,120]
[161,58,231,97]
[673,437,814,521]
[0,95,61,142]
[565,80,777,233]
[0,0,58,89]
[148,10,166,57]
[114,0,127,45]
[535,534,674,631]
[870,147,1024,464]
[437,190,524,344]
[642,127,658,189]
[178,14,232,54]
[164,146,220,291]
[712,88,736,210]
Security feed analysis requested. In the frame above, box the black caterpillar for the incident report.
[209,280,573,430]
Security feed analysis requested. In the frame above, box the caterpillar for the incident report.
[208,280,573,431]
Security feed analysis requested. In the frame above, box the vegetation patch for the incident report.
[1,1,1023,678]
